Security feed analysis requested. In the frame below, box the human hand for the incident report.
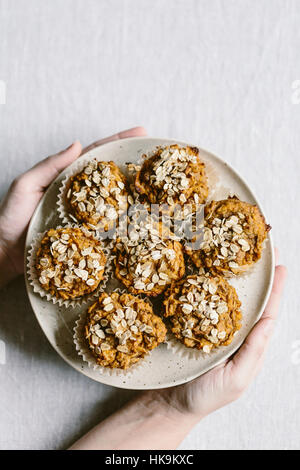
[155,254,287,423]
[70,253,286,451]
[0,127,146,286]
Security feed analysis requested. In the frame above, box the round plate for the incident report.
[25,137,274,390]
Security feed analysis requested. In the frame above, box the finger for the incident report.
[260,264,287,320]
[19,141,82,191]
[229,265,287,375]
[82,126,147,155]
[274,247,279,264]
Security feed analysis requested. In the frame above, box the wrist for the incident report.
[71,388,202,450]
[140,390,201,430]
[116,390,198,450]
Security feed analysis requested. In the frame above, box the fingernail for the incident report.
[65,141,80,150]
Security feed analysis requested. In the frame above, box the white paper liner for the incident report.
[185,253,262,284]
[201,157,220,201]
[165,330,232,360]
[27,225,109,308]
[57,155,96,226]
[206,184,236,203]
[215,257,260,280]
[73,288,157,376]
[101,237,117,277]
[165,332,208,360]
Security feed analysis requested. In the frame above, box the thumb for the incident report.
[227,265,287,384]
[21,140,82,190]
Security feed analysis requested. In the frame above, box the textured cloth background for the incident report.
[0,0,299,450]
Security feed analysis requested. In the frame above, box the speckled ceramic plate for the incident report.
[24,137,274,390]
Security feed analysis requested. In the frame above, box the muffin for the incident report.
[164,274,242,353]
[114,215,185,296]
[65,160,129,231]
[135,145,209,209]
[185,197,270,276]
[126,162,150,208]
[84,292,167,369]
[35,227,106,300]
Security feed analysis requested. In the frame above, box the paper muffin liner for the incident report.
[201,157,220,202]
[27,225,109,308]
[187,251,261,281]
[165,332,209,360]
[73,287,157,376]
[57,155,97,226]
[216,257,260,280]
[206,184,235,204]
[165,329,237,360]
[101,237,117,277]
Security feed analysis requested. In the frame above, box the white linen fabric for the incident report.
[0,0,299,450]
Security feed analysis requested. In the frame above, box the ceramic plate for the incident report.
[24,137,274,389]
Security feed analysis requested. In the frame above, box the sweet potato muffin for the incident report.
[36,227,106,300]
[185,197,270,276]
[65,160,129,231]
[114,216,185,296]
[84,292,167,369]
[135,145,209,209]
[126,162,150,208]
[164,274,242,353]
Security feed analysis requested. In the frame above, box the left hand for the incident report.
[0,127,146,285]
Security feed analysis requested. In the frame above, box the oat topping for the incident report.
[114,216,185,296]
[135,145,209,208]
[66,160,128,231]
[85,292,167,369]
[164,274,242,352]
[149,147,194,193]
[186,197,270,275]
[202,212,250,264]
[36,227,106,300]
